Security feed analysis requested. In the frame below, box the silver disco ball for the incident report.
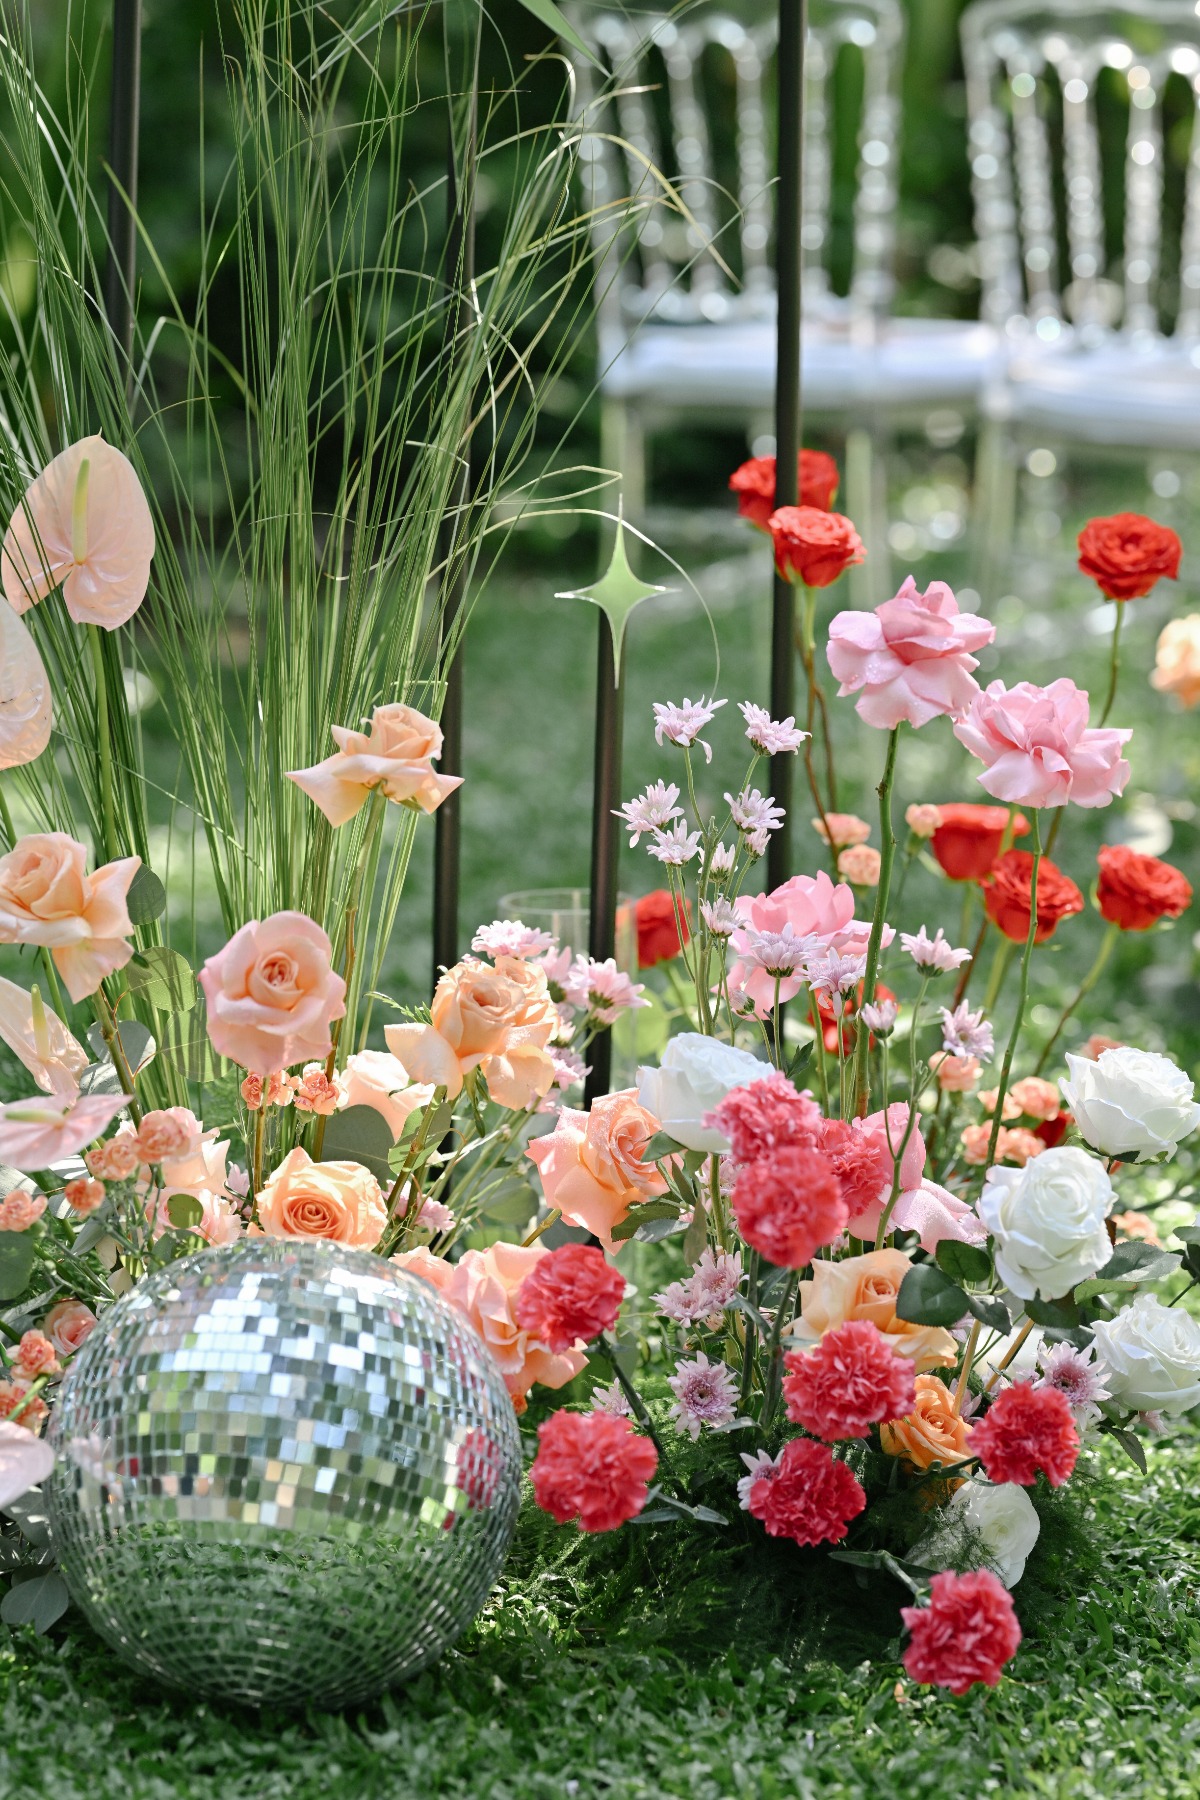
[46,1238,522,1709]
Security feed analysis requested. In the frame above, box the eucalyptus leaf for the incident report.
[127,946,197,1014]
[0,1568,69,1632]
[85,1019,155,1076]
[0,1233,36,1302]
[895,1263,967,1328]
[124,864,167,926]
[319,1105,396,1185]
[827,1549,930,1597]
[166,1194,205,1231]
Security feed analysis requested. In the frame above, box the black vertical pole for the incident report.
[103,0,141,374]
[583,614,624,1104]
[432,30,479,988]
[767,0,805,895]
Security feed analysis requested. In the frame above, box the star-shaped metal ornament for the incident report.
[555,517,670,683]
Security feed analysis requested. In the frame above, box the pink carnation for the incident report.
[530,1409,658,1532]
[901,1569,1021,1694]
[969,1381,1080,1488]
[826,578,994,729]
[705,1072,823,1165]
[747,1437,866,1545]
[731,1146,847,1268]
[782,1320,916,1440]
[953,678,1130,809]
[818,1105,925,1239]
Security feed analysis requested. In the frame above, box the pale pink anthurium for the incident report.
[2,435,155,629]
[0,602,51,768]
[0,977,89,1095]
[0,1421,54,1510]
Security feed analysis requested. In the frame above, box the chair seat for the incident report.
[984,342,1200,451]
[598,315,1005,414]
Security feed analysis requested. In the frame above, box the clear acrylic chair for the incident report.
[568,1,1003,592]
[963,0,1200,589]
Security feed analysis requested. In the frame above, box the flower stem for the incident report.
[851,725,900,1117]
[874,977,928,1248]
[250,1106,265,1207]
[983,812,1042,1171]
[1034,920,1119,1074]
[952,1321,981,1414]
[981,1317,1035,1393]
[709,1149,730,1253]
[598,1333,677,1478]
[950,914,989,1009]
[1099,600,1125,729]
[92,987,143,1128]
[760,1270,798,1430]
[88,625,119,863]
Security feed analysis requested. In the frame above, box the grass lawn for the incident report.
[2,1431,1200,1800]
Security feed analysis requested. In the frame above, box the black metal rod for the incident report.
[431,38,479,988]
[767,0,806,895]
[583,612,624,1104]
[102,0,141,374]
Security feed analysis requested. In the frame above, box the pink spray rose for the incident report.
[953,679,1131,809]
[2,436,155,629]
[0,833,139,1003]
[727,872,858,1017]
[288,703,462,826]
[199,912,346,1076]
[826,578,994,729]
[43,1299,98,1357]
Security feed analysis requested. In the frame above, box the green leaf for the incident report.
[127,947,197,1015]
[935,1240,992,1285]
[1075,1242,1181,1301]
[681,1149,707,1177]
[319,1105,396,1185]
[1025,1293,1081,1329]
[726,1291,771,1336]
[165,1194,204,1231]
[612,989,670,1063]
[644,1131,685,1163]
[0,1232,36,1302]
[513,0,603,66]
[966,1292,1011,1333]
[125,864,167,926]
[555,519,670,681]
[895,1263,967,1328]
[786,1040,814,1084]
[681,1196,708,1267]
[827,1549,931,1598]
[1109,1426,1148,1475]
[0,1569,69,1633]
[610,1200,681,1242]
[85,1019,155,1076]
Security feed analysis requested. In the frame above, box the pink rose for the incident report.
[827,578,994,729]
[43,1298,98,1357]
[288,703,462,826]
[256,1146,387,1249]
[199,911,346,1075]
[953,679,1131,809]
[335,1050,433,1142]
[2,436,155,629]
[0,833,139,1002]
[822,1104,927,1241]
[445,1241,587,1405]
[728,872,857,1016]
[527,1091,668,1253]
[889,1178,988,1255]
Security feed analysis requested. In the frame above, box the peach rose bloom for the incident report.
[446,1241,587,1404]
[789,1247,957,1372]
[392,1245,458,1296]
[928,1051,980,1093]
[199,911,346,1076]
[1008,1076,1061,1121]
[0,833,139,1002]
[527,1090,668,1253]
[838,844,882,887]
[0,600,51,770]
[0,976,89,1095]
[880,1374,972,1477]
[43,1298,98,1357]
[978,1088,1022,1122]
[1151,615,1200,709]
[288,703,462,826]
[813,812,871,848]
[335,1050,434,1142]
[2,435,155,629]
[1112,1209,1162,1249]
[1080,1034,1123,1061]
[387,955,557,1110]
[257,1147,387,1249]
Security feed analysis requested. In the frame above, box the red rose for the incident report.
[729,450,840,529]
[634,889,690,968]
[530,1409,657,1532]
[747,1437,866,1546]
[931,802,1029,882]
[1034,1111,1071,1148]
[1096,843,1192,932]
[1078,512,1182,601]
[767,505,865,588]
[969,1381,1079,1488]
[514,1243,626,1353]
[811,979,895,1054]
[901,1569,1021,1694]
[982,849,1084,944]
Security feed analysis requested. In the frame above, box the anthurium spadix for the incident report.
[1,435,155,629]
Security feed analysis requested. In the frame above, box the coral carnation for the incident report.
[747,1436,866,1545]
[514,1244,626,1353]
[530,1409,658,1532]
[983,850,1084,944]
[782,1320,917,1440]
[731,1146,847,1268]
[706,1071,823,1165]
[1096,844,1192,932]
[970,1381,1080,1487]
[901,1569,1022,1694]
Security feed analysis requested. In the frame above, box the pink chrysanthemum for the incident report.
[732,1147,847,1268]
[970,1381,1080,1488]
[613,781,684,848]
[747,1437,866,1546]
[739,702,808,756]
[566,956,648,1022]
[667,1351,740,1439]
[782,1320,917,1441]
[901,1569,1021,1694]
[1034,1341,1112,1429]
[471,918,557,960]
[736,1447,782,1509]
[652,696,727,762]
[654,1249,743,1327]
[530,1410,658,1532]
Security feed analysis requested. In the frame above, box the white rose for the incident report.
[636,1033,772,1153]
[1089,1293,1200,1416]
[1061,1047,1200,1164]
[913,1481,1040,1589]
[978,1146,1113,1301]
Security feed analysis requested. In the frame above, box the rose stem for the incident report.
[981,1317,1035,1394]
[983,811,1043,1171]
[1034,921,1119,1075]
[952,1320,981,1414]
[851,725,900,1117]
[1098,599,1125,728]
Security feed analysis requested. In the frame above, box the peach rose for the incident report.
[2,435,155,629]
[256,1146,386,1249]
[387,955,557,1109]
[335,1050,434,1142]
[928,1051,981,1093]
[1008,1076,1061,1122]
[199,911,346,1076]
[0,833,139,1002]
[879,1374,972,1476]
[1112,1209,1162,1249]
[527,1090,668,1253]
[789,1248,957,1372]
[288,703,462,826]
[446,1241,586,1404]
[43,1298,97,1357]
[392,1246,458,1295]
[1151,614,1200,709]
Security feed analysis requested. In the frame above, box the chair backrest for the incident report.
[961,0,1200,342]
[567,1,905,329]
